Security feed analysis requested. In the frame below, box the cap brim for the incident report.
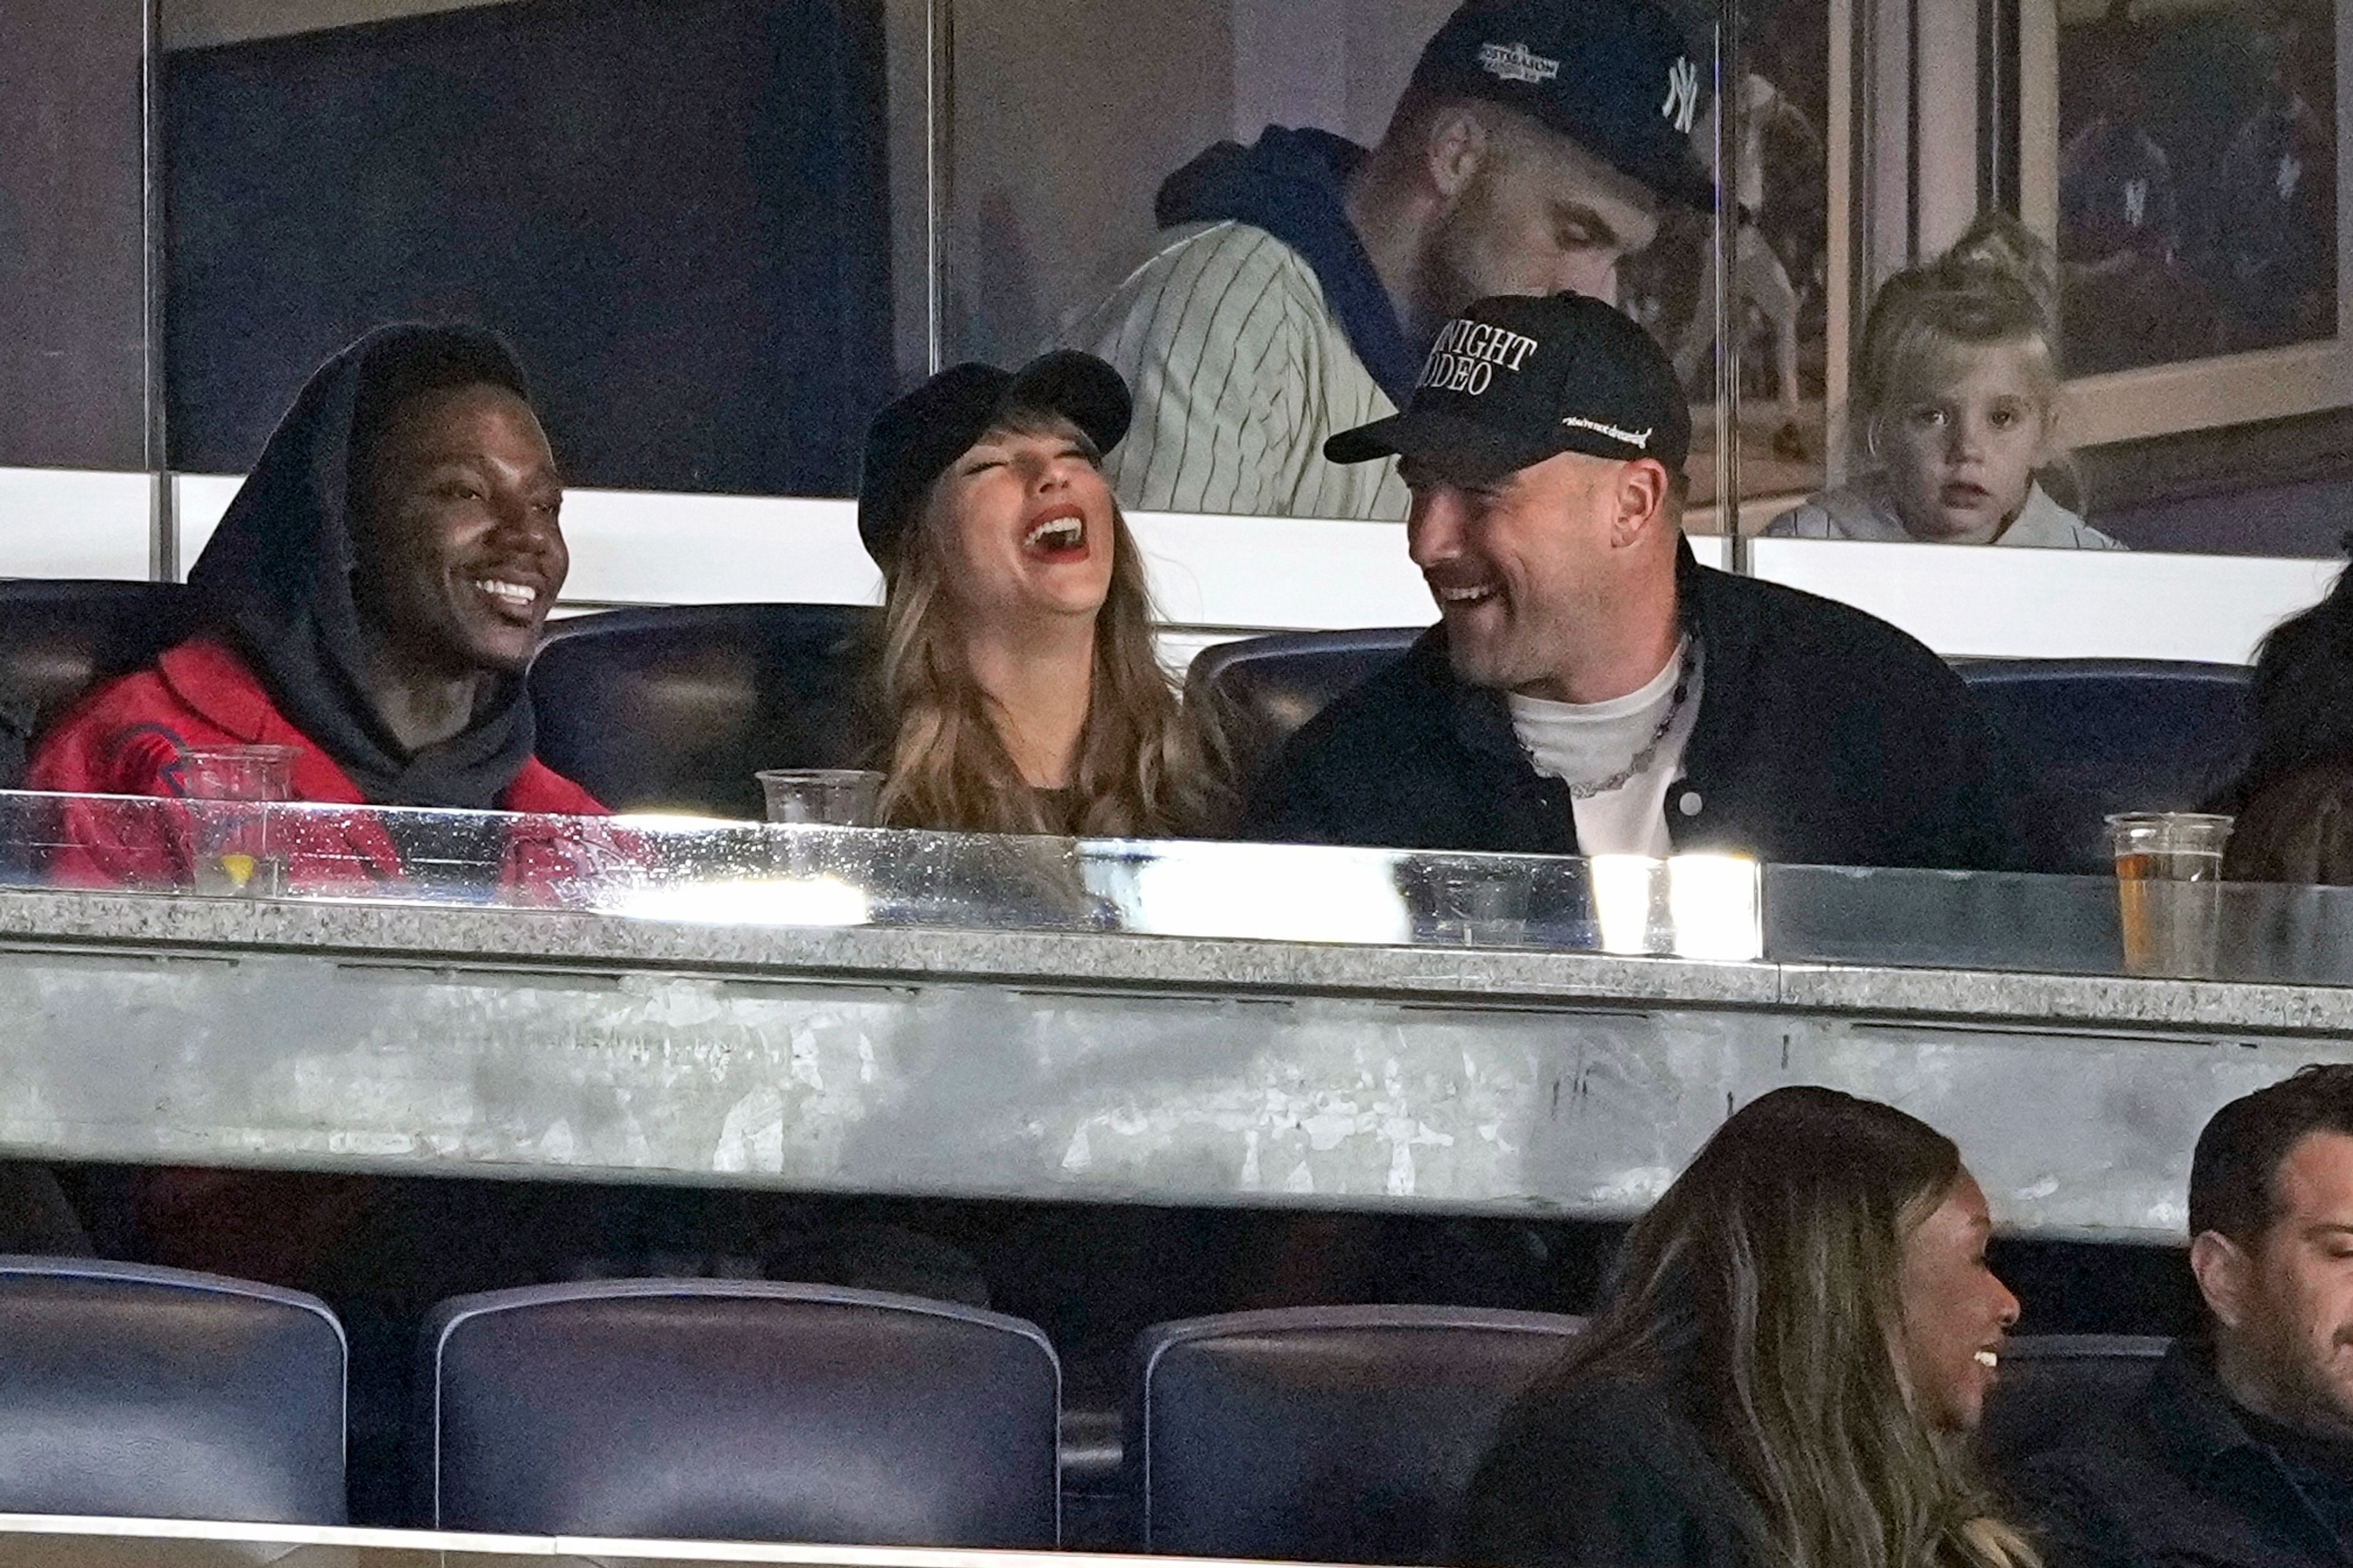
[1003,350,1134,458]
[1324,409,1572,486]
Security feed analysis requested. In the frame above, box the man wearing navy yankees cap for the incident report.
[1069,0,1713,521]
[1245,291,2028,871]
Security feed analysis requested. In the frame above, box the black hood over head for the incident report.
[186,322,542,810]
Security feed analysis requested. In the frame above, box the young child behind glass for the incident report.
[1770,215,2123,549]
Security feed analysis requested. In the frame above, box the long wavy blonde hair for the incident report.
[1536,1087,2039,1568]
[870,407,1233,838]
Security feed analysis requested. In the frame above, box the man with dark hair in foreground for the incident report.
[2031,1064,2353,1567]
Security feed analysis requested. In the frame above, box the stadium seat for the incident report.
[1955,660,2253,873]
[1131,1303,1584,1565]
[528,603,876,817]
[0,580,205,789]
[1979,1332,2172,1476]
[0,1256,347,1522]
[423,1279,1061,1545]
[1183,627,1419,794]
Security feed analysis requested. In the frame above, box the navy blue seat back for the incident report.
[0,1256,347,1523]
[1132,1304,1585,1565]
[1980,1333,2171,1478]
[1185,628,1420,794]
[425,1279,1061,1546]
[0,580,206,789]
[528,604,877,818]
[1957,661,2253,873]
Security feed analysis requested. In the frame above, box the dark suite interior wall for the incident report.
[0,0,149,471]
[164,0,892,496]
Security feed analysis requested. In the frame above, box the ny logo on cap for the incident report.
[1662,57,1700,134]
[1479,40,1561,85]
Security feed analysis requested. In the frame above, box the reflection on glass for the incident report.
[1591,854,1661,953]
[1092,839,1413,945]
[0,790,1776,963]
[29,787,2353,983]
[1652,29,1831,511]
[1670,853,1767,961]
[1591,854,1765,960]
[966,0,1722,519]
[602,874,873,930]
[2057,0,2337,373]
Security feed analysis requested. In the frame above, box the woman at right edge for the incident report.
[1457,1086,2037,1568]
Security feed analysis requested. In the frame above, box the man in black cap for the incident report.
[1069,0,1712,520]
[1245,291,2025,871]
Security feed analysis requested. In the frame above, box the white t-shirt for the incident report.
[1506,643,1701,858]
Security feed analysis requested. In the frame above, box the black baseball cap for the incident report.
[858,350,1131,562]
[1326,291,1690,483]
[1413,0,1714,211]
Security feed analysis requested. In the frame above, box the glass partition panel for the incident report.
[19,789,2353,982]
[2045,0,2352,556]
[0,790,1765,960]
[1767,861,2353,985]
[949,0,1737,521]
[0,0,157,583]
[1675,0,1833,517]
[158,0,892,498]
[0,0,151,476]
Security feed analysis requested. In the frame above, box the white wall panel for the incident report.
[67,471,2343,670]
[1749,537,2338,664]
[0,467,151,580]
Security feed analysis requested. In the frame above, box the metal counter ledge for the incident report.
[0,883,2343,1243]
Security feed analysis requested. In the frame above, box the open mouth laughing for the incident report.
[1021,503,1089,562]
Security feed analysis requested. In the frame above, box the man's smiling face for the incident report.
[1403,446,1629,701]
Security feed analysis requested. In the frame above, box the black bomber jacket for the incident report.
[1243,541,2029,873]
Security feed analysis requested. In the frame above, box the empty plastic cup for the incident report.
[176,744,300,896]
[756,768,884,827]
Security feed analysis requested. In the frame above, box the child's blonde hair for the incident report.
[1852,214,2062,469]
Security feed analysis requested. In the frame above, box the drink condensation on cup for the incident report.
[756,768,885,827]
[2107,811,2234,977]
[176,744,300,896]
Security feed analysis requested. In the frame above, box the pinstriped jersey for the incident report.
[1069,220,1411,521]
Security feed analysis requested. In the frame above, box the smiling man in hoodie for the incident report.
[1069,0,1713,520]
[26,322,609,1291]
[31,322,604,895]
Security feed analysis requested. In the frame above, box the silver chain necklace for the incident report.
[1523,640,1696,800]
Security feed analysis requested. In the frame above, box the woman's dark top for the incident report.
[1458,1376,1761,1568]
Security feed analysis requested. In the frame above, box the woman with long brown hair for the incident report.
[856,350,1230,838]
[1459,1086,2035,1568]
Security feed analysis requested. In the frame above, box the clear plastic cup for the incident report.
[756,768,884,827]
[177,744,299,802]
[176,744,300,896]
[2108,812,2234,977]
